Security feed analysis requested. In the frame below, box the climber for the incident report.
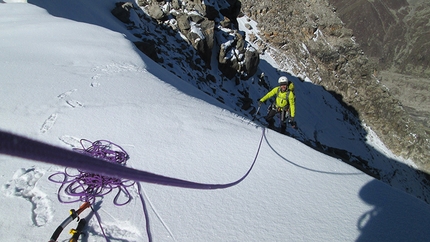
[258,76,296,133]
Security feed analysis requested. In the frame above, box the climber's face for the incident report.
[279,83,287,92]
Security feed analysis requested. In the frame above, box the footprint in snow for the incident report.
[1,168,53,227]
[89,221,142,242]
[57,89,77,99]
[59,135,81,148]
[65,100,84,108]
[91,81,101,87]
[58,89,84,108]
[40,113,58,133]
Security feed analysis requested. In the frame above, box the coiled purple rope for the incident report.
[48,139,135,206]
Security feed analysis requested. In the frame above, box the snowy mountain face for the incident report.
[43,0,430,203]
[1,0,430,242]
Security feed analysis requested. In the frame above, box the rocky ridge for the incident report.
[239,0,430,173]
[133,0,259,80]
[111,0,429,173]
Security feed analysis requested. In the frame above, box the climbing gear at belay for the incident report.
[69,218,87,242]
[48,202,90,242]
[47,139,134,241]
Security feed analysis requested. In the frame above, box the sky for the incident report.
[1,1,430,241]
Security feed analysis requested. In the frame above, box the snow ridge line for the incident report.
[0,129,264,190]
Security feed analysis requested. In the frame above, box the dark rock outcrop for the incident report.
[176,13,214,67]
[111,2,134,23]
[140,0,259,78]
[133,41,159,61]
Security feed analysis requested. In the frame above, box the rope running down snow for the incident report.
[0,128,265,189]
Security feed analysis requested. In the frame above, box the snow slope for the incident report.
[1,1,430,241]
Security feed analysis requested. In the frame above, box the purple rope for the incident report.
[0,129,263,189]
[45,139,134,242]
[91,205,108,240]
[48,139,135,205]
[0,129,264,241]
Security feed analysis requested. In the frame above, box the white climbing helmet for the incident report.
[278,76,288,85]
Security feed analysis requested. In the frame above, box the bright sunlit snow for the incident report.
[1,1,430,242]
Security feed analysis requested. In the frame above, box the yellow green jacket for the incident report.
[259,82,295,117]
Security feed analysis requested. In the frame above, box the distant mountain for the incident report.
[328,0,430,78]
[328,0,430,131]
